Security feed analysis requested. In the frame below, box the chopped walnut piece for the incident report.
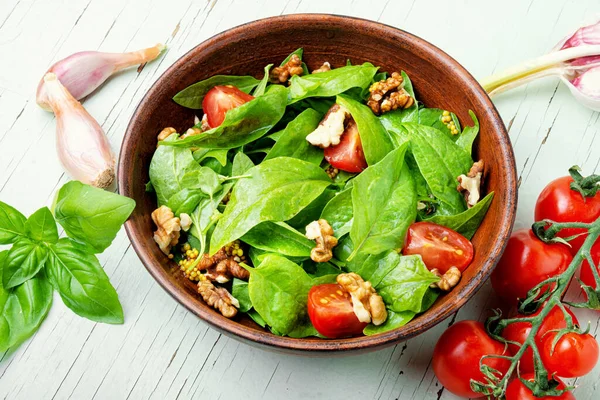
[181,126,203,139]
[157,127,177,143]
[430,267,462,291]
[270,54,304,84]
[151,206,181,255]
[367,72,414,115]
[197,278,239,318]
[305,219,338,263]
[336,273,387,325]
[179,213,192,231]
[457,160,484,208]
[305,104,350,148]
[197,248,250,283]
[200,114,211,131]
[312,62,331,74]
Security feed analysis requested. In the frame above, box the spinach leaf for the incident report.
[189,184,232,255]
[302,261,340,278]
[248,309,267,327]
[455,111,480,154]
[209,157,332,254]
[25,207,58,244]
[232,151,255,176]
[264,109,323,165]
[166,188,205,216]
[280,48,307,72]
[252,64,273,97]
[193,148,229,166]
[320,188,353,238]
[348,144,416,260]
[286,188,336,231]
[337,94,394,166]
[401,123,472,214]
[161,85,288,149]
[173,75,260,109]
[288,64,378,104]
[241,222,312,258]
[0,252,53,351]
[231,279,252,313]
[418,108,455,139]
[363,310,415,335]
[180,167,221,198]
[2,238,48,289]
[53,181,136,253]
[47,238,123,324]
[426,192,494,239]
[0,201,26,244]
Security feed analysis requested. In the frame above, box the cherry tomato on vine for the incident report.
[202,85,254,128]
[580,241,600,293]
[505,373,575,400]
[540,331,599,378]
[490,229,572,306]
[307,283,367,338]
[501,305,579,373]
[535,175,600,254]
[324,119,368,173]
[432,320,511,398]
[402,222,474,273]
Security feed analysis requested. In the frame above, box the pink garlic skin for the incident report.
[37,44,165,111]
[560,20,600,67]
[42,73,116,188]
[566,66,600,111]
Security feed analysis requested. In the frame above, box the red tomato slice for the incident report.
[307,283,367,338]
[324,119,368,173]
[505,373,575,400]
[202,85,254,128]
[402,222,474,273]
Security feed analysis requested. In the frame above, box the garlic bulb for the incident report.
[37,43,165,110]
[42,73,115,188]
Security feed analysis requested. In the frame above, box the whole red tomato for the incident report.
[501,305,579,373]
[540,331,599,378]
[505,373,575,400]
[491,229,572,306]
[307,283,367,338]
[579,241,600,293]
[433,320,511,398]
[535,175,600,254]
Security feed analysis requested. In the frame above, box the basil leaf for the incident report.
[231,279,252,313]
[320,188,353,238]
[53,181,136,253]
[288,64,378,104]
[337,94,394,166]
[209,157,332,254]
[173,75,260,109]
[193,148,229,167]
[0,252,53,351]
[47,238,123,324]
[426,192,494,239]
[231,152,255,176]
[241,221,313,258]
[348,144,416,260]
[252,64,273,97]
[455,111,480,154]
[25,207,58,244]
[363,310,415,335]
[264,109,323,165]
[2,238,48,289]
[161,85,288,149]
[0,200,26,244]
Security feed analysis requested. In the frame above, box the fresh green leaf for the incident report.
[426,192,494,239]
[231,152,255,176]
[320,188,353,238]
[2,238,48,289]
[47,238,123,324]
[252,64,273,97]
[25,207,58,244]
[53,181,136,253]
[286,188,336,231]
[280,48,303,66]
[189,184,232,255]
[241,221,313,258]
[231,279,252,313]
[166,188,205,216]
[455,111,480,154]
[0,201,26,244]
[349,144,416,260]
[418,108,454,138]
[363,310,415,335]
[288,64,378,104]
[180,167,221,197]
[337,94,394,166]
[264,109,323,165]
[248,309,267,327]
[173,75,260,109]
[161,86,288,149]
[193,148,229,167]
[209,157,332,254]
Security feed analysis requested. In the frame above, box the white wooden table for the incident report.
[1,0,599,399]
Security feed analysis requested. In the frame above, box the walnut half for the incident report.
[367,72,414,115]
[337,273,387,325]
[197,278,239,318]
[430,267,462,291]
[305,104,350,148]
[151,206,181,255]
[457,160,484,208]
[270,54,304,84]
[197,248,250,283]
[305,219,338,263]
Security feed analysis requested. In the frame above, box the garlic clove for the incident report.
[558,19,600,67]
[563,66,600,112]
[37,43,165,110]
[42,73,115,188]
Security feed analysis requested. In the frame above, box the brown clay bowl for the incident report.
[118,14,517,354]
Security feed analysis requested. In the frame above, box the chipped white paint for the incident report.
[0,0,599,399]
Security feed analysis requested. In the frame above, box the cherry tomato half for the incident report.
[501,305,579,373]
[490,229,572,306]
[402,222,474,273]
[540,331,599,378]
[202,85,254,128]
[580,240,600,293]
[433,320,511,398]
[535,175,600,254]
[505,373,575,400]
[324,119,368,173]
[307,283,367,338]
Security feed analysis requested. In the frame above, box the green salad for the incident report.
[147,48,492,338]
